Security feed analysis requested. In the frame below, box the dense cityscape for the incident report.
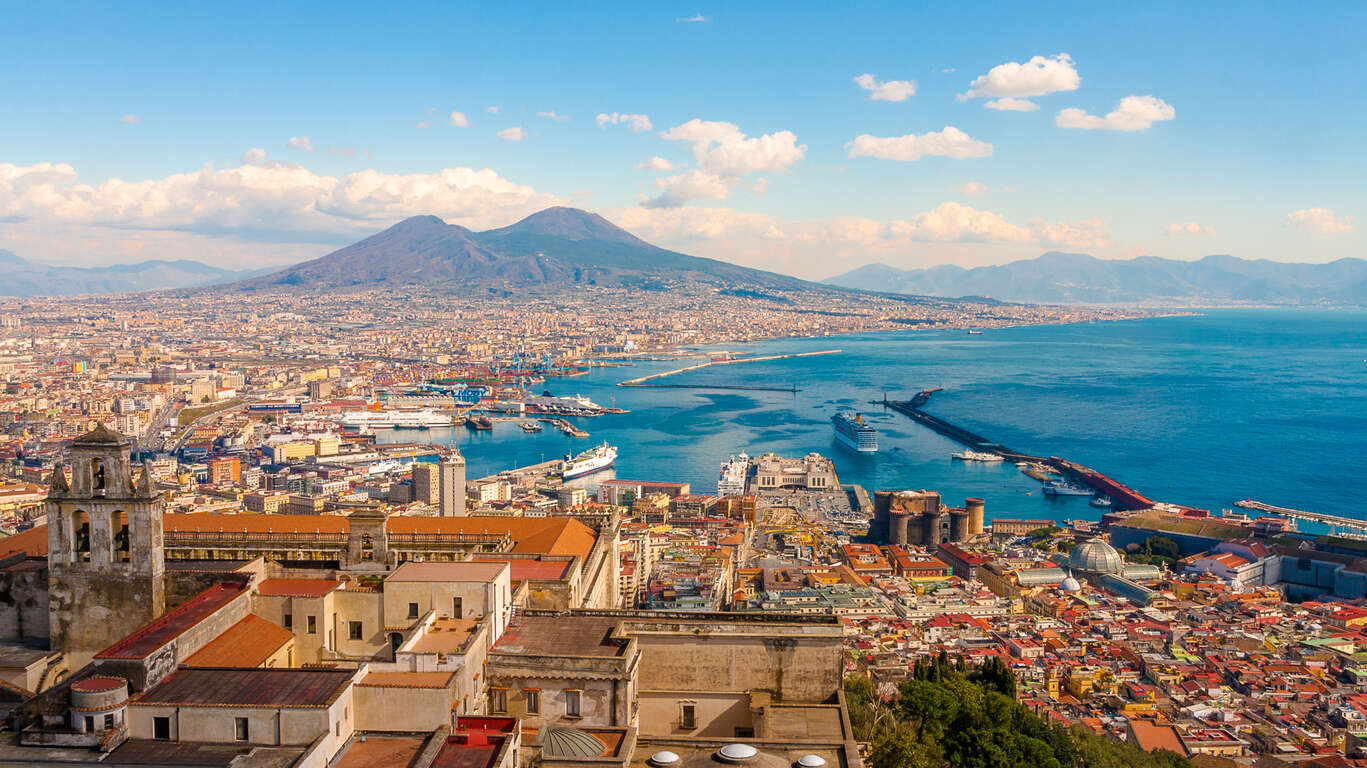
[0,285,1356,768]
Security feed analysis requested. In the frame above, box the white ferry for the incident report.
[562,443,617,479]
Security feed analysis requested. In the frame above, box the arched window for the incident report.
[111,510,129,562]
[71,509,91,562]
[92,460,107,495]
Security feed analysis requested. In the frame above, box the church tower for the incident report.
[46,423,165,667]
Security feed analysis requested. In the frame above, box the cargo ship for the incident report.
[337,409,454,429]
[562,443,617,479]
[832,412,878,452]
[465,415,494,431]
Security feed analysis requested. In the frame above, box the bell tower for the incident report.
[46,423,165,667]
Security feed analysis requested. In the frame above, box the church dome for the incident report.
[541,727,606,759]
[1068,538,1124,575]
[1060,575,1082,592]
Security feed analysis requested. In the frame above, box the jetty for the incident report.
[617,349,841,388]
[1235,499,1367,534]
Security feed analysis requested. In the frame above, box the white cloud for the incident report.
[676,13,708,22]
[1056,95,1175,131]
[596,112,653,132]
[643,170,731,209]
[240,148,267,165]
[961,54,1080,111]
[537,110,570,123]
[0,160,564,244]
[984,97,1038,112]
[1032,217,1112,249]
[449,111,470,127]
[846,127,992,162]
[287,136,315,152]
[660,118,806,176]
[1287,207,1353,235]
[954,181,989,197]
[119,114,141,125]
[415,121,431,130]
[485,106,500,114]
[635,156,676,171]
[1165,221,1216,236]
[497,126,526,142]
[853,73,917,102]
[750,178,771,195]
[888,202,1033,243]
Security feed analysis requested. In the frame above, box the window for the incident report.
[452,597,463,617]
[283,613,292,629]
[307,615,317,634]
[408,602,419,619]
[153,716,171,741]
[349,621,363,640]
[234,717,249,741]
[565,689,581,718]
[735,727,755,738]
[104,714,114,730]
[84,715,94,732]
[681,703,696,729]
[525,689,540,714]
[490,688,507,713]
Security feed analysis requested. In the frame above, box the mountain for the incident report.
[235,207,808,291]
[0,251,263,297]
[825,252,1367,306]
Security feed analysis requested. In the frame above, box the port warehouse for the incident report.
[1106,509,1367,600]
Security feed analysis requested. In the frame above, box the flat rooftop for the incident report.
[103,739,305,766]
[332,734,429,768]
[356,671,456,689]
[135,667,353,708]
[388,561,508,583]
[95,582,246,660]
[408,617,480,654]
[493,615,626,658]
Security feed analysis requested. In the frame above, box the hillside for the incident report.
[0,250,257,297]
[235,207,809,291]
[825,252,1367,306]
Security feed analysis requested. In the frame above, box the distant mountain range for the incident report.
[0,250,262,297]
[232,207,809,292]
[825,252,1367,306]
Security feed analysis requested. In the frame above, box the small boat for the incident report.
[952,450,1003,462]
[967,330,984,335]
[520,421,543,432]
[1089,495,1113,508]
[1042,481,1092,497]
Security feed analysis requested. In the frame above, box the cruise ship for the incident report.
[562,443,617,479]
[832,412,878,452]
[951,450,1004,462]
[337,409,454,429]
[717,454,752,496]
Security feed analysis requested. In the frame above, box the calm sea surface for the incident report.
[381,310,1367,525]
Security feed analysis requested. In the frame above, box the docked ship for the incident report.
[337,409,454,429]
[1042,480,1093,497]
[952,450,1003,462]
[717,453,752,496]
[465,415,494,431]
[562,443,617,479]
[832,412,878,452]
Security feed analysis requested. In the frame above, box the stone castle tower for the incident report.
[46,424,165,667]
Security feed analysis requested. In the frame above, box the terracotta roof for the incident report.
[1129,719,1189,756]
[96,583,248,660]
[492,615,625,658]
[257,578,342,597]
[357,671,456,689]
[0,526,48,558]
[134,667,354,708]
[183,615,293,668]
[472,556,572,581]
[388,516,596,560]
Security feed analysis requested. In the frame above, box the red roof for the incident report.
[96,583,247,660]
[134,667,353,708]
[256,578,341,598]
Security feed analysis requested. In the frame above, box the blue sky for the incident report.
[1,0,1362,277]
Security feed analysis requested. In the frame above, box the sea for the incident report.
[379,309,1367,526]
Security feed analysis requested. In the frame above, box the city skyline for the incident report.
[2,1,1363,278]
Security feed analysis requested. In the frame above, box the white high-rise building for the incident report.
[438,451,466,517]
